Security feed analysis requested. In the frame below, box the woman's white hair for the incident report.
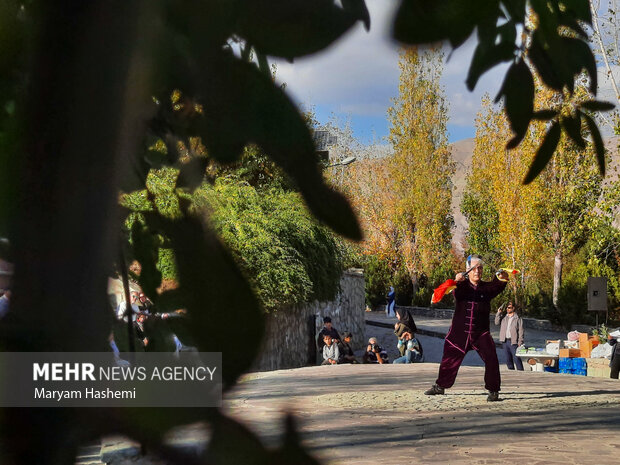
[466,254,483,269]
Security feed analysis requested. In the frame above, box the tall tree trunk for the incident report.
[553,248,563,308]
[411,272,419,301]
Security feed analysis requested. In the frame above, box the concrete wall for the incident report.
[253,269,366,372]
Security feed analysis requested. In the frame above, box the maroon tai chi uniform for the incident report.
[435,277,507,392]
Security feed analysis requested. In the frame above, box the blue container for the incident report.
[559,358,571,369]
[559,368,571,374]
[571,358,586,370]
[571,369,587,376]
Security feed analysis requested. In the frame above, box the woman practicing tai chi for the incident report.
[425,254,509,401]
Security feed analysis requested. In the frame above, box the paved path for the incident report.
[363,310,568,369]
[224,364,620,464]
[102,364,620,464]
[98,315,612,464]
[366,310,567,347]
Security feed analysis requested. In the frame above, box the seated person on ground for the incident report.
[340,331,358,364]
[394,307,417,340]
[393,332,424,364]
[363,337,388,364]
[322,334,340,365]
[317,316,342,352]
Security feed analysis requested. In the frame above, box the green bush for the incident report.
[193,179,346,311]
[121,162,347,312]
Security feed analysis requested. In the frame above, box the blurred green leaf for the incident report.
[164,313,195,346]
[145,149,169,169]
[528,32,564,91]
[560,0,592,23]
[496,60,534,148]
[524,121,561,184]
[466,22,516,91]
[143,316,177,352]
[234,0,361,59]
[583,113,606,176]
[256,50,270,76]
[394,0,500,48]
[270,414,322,465]
[562,37,597,94]
[580,100,616,112]
[342,0,371,30]
[153,288,186,313]
[502,0,526,21]
[176,157,208,191]
[194,54,362,240]
[157,213,265,387]
[131,221,163,298]
[561,112,585,148]
[532,109,558,120]
[205,414,270,465]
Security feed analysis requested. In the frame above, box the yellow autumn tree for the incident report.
[463,96,545,304]
[387,47,455,296]
[465,81,617,313]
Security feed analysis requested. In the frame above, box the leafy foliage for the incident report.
[0,0,611,463]
[387,48,456,294]
[393,0,614,178]
[122,153,347,313]
[464,87,620,322]
[194,179,347,311]
[341,48,458,307]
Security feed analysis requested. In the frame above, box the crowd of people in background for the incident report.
[317,307,424,366]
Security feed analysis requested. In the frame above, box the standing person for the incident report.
[608,331,620,379]
[495,301,524,370]
[424,254,509,401]
[386,286,396,317]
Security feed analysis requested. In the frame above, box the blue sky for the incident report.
[274,1,619,145]
[274,1,508,145]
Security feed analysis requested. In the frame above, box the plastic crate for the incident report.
[571,358,586,370]
[559,368,571,374]
[558,358,571,369]
[571,369,587,376]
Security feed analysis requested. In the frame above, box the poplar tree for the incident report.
[464,86,620,310]
[387,47,455,295]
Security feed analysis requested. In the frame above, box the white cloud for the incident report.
[273,0,510,140]
[441,35,509,129]
[274,0,400,112]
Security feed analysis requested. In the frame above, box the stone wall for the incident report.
[253,269,366,372]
